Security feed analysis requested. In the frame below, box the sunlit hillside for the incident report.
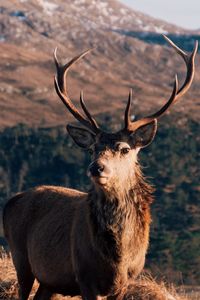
[0,0,199,128]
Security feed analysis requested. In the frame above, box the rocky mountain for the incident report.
[0,0,199,128]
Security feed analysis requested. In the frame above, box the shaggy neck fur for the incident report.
[88,164,154,261]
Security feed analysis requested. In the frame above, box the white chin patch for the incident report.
[93,176,108,186]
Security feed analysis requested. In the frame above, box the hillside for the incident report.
[0,0,200,128]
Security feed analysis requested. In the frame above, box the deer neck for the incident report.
[88,166,153,261]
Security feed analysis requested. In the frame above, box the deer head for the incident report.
[54,36,198,194]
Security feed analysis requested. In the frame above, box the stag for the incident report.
[3,36,198,300]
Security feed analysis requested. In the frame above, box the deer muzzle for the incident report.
[87,160,112,185]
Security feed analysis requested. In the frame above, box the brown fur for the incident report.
[3,82,157,300]
[2,97,158,300]
[3,154,154,300]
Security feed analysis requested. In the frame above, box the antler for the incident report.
[54,48,100,134]
[124,36,198,131]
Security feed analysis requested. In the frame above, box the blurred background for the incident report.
[0,0,199,286]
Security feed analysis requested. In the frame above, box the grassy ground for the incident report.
[0,252,199,300]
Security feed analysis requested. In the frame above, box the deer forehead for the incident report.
[94,132,131,151]
[92,133,138,164]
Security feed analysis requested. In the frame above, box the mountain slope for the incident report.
[0,0,199,128]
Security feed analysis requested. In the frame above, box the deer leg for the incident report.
[33,284,52,300]
[12,254,34,300]
[79,283,100,300]
[18,272,34,300]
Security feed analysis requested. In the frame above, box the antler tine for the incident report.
[126,37,197,131]
[80,91,99,130]
[54,48,100,133]
[146,74,179,119]
[163,35,188,63]
[128,76,178,131]
[124,89,132,129]
[163,35,198,101]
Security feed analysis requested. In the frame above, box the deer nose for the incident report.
[88,161,111,177]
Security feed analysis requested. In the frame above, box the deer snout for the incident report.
[87,160,112,179]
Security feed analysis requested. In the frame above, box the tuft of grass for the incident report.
[0,280,18,300]
[0,248,18,300]
[124,273,188,300]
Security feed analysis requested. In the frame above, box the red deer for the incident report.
[3,36,198,300]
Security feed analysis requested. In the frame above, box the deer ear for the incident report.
[67,124,96,148]
[132,119,157,148]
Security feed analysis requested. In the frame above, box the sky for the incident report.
[120,0,199,30]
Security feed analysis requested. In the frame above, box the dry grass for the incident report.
[0,250,17,300]
[124,275,186,300]
[0,252,199,300]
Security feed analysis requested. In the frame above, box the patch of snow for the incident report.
[74,0,85,5]
[79,18,98,31]
[96,1,109,16]
[110,15,119,23]
[136,19,142,25]
[142,25,151,32]
[74,0,85,3]
[154,26,168,34]
[130,115,135,121]
[99,2,108,8]
[98,15,107,26]
[37,0,58,16]
[120,8,127,15]
[0,36,6,43]
[108,7,113,14]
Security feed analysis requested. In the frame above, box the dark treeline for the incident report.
[112,31,200,52]
[0,118,199,284]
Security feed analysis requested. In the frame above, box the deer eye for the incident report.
[120,147,130,155]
